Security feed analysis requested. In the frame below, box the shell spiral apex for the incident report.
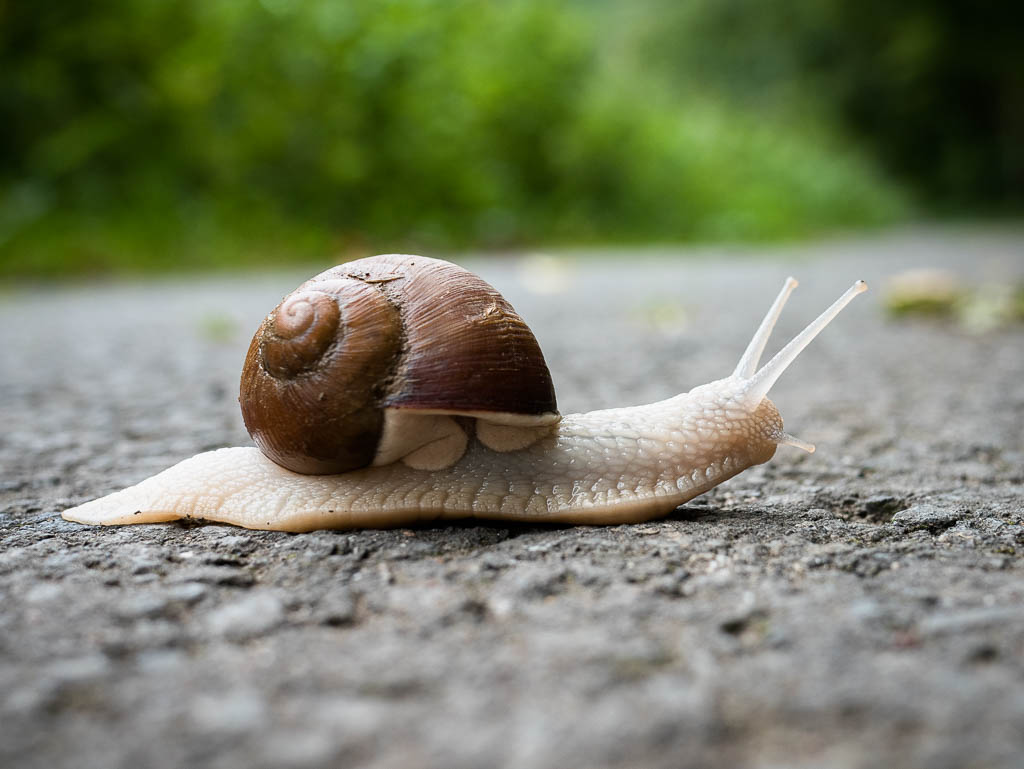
[259,290,342,379]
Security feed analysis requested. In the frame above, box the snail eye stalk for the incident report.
[741,280,868,406]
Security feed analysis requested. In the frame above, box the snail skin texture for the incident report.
[62,255,867,532]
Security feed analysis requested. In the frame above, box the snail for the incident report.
[62,254,867,532]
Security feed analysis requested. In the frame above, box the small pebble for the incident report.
[114,592,169,620]
[891,504,961,531]
[172,566,255,587]
[24,582,64,604]
[165,582,208,605]
[189,689,269,735]
[205,591,284,641]
[318,590,357,626]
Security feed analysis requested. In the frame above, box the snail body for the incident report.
[62,256,867,532]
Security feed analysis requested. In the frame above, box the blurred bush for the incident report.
[633,0,1024,207]
[3,0,1010,277]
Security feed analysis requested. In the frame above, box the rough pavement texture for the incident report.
[2,229,1023,769]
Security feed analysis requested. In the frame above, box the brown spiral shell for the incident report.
[240,254,558,474]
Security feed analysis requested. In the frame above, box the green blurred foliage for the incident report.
[10,0,1010,277]
[633,0,1024,207]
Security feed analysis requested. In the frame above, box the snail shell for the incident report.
[240,254,559,474]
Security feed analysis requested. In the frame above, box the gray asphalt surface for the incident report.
[2,228,1023,769]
